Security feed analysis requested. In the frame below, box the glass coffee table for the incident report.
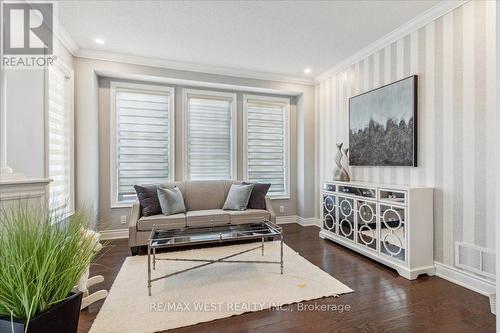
[147,221,283,296]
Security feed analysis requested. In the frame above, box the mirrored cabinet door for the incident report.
[338,196,355,242]
[322,194,336,233]
[356,200,377,251]
[379,204,406,263]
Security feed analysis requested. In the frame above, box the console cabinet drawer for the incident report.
[323,183,336,192]
[379,189,407,205]
[338,185,376,198]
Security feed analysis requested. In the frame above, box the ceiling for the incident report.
[58,0,441,82]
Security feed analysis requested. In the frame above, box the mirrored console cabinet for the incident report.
[320,180,434,280]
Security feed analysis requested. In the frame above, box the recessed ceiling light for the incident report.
[95,38,105,45]
[304,68,312,74]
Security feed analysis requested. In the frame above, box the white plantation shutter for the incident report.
[186,91,235,180]
[114,85,173,203]
[48,64,73,215]
[245,96,289,197]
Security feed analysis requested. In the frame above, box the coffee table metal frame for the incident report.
[147,221,283,296]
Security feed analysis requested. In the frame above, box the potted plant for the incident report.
[0,204,98,333]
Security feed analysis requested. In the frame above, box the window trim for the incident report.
[183,89,237,181]
[242,94,290,199]
[110,81,175,208]
[44,60,75,217]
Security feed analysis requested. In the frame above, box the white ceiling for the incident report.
[59,0,441,82]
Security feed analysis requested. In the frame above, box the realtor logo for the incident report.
[3,2,53,55]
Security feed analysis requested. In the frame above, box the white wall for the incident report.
[316,1,495,276]
[3,38,74,179]
[4,68,46,178]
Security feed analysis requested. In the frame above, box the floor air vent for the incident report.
[455,242,495,279]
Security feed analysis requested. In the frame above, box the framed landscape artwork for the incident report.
[349,75,417,166]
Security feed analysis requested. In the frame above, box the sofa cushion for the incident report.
[137,213,186,231]
[223,184,254,211]
[243,182,271,209]
[228,209,271,225]
[184,181,227,211]
[186,209,230,227]
[157,186,186,215]
[134,185,161,216]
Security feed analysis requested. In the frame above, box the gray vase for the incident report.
[332,143,343,181]
[340,147,350,181]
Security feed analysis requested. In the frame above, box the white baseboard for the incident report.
[276,215,298,224]
[100,228,129,240]
[297,216,320,227]
[434,261,496,297]
[276,215,320,227]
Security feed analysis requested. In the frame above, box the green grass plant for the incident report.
[0,203,97,326]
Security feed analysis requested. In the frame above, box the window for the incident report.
[185,90,236,180]
[243,95,290,198]
[110,82,174,205]
[47,63,74,215]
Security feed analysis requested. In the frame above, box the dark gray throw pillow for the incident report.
[134,185,161,216]
[223,184,254,211]
[157,186,186,216]
[243,182,271,209]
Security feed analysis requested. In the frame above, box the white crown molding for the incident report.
[434,261,495,297]
[56,23,79,56]
[76,48,314,86]
[314,0,469,83]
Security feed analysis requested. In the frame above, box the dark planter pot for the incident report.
[0,292,82,333]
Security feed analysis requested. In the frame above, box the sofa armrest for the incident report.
[129,201,141,248]
[130,201,141,228]
[264,196,276,223]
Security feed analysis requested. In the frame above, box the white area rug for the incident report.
[90,241,353,333]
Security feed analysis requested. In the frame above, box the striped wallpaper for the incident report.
[315,0,496,275]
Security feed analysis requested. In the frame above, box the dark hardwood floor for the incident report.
[78,224,495,333]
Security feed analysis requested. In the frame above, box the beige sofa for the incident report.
[129,180,276,254]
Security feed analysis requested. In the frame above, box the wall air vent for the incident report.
[455,242,495,279]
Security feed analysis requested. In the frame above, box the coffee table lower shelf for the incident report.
[147,221,283,296]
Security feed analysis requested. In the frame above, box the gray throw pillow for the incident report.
[134,185,162,216]
[157,186,186,215]
[223,184,254,211]
[243,182,271,209]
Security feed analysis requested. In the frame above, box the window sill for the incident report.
[51,210,75,225]
[111,203,134,209]
[64,210,75,218]
[268,196,290,200]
